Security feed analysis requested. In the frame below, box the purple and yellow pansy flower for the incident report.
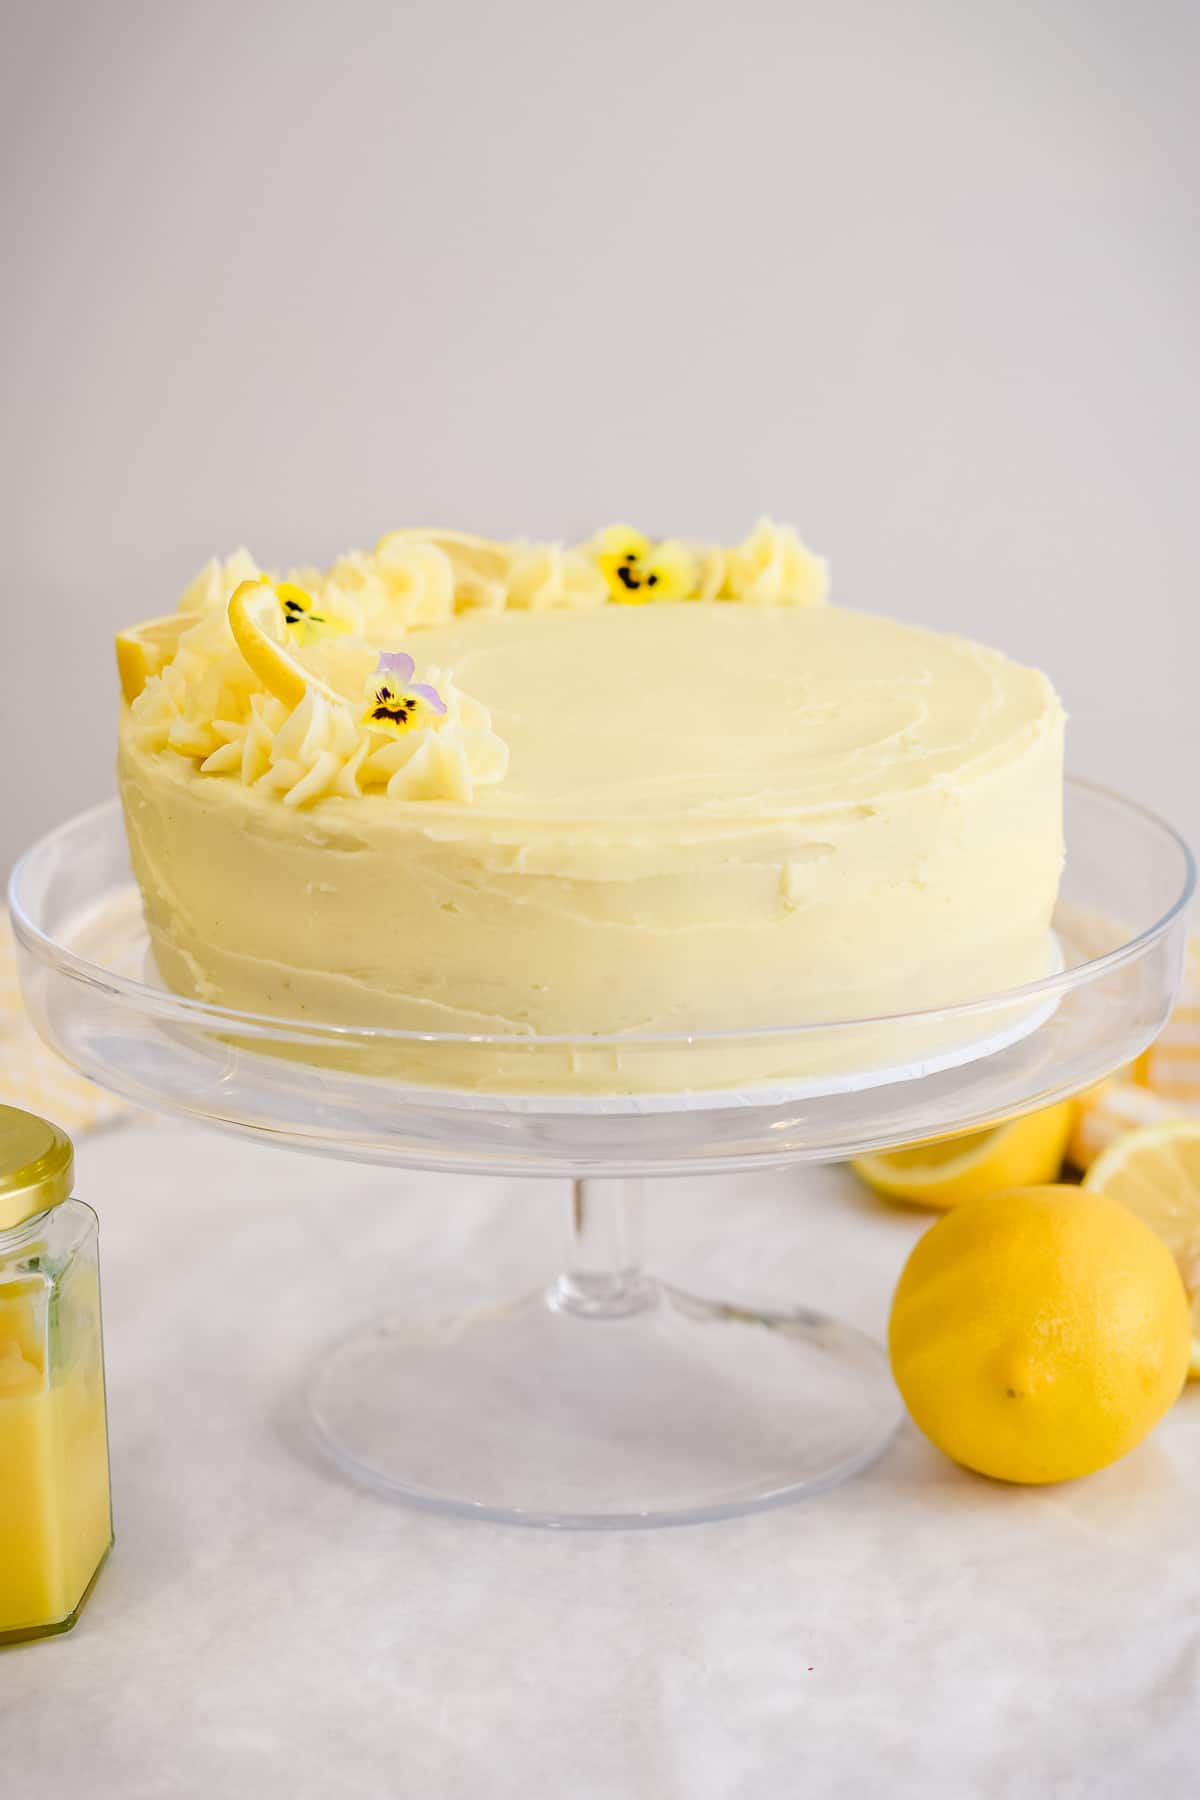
[363,651,449,736]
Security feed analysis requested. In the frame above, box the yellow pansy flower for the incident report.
[275,581,350,644]
[593,526,698,603]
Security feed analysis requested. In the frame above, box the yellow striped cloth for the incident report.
[1071,939,1200,1169]
[1069,1079,1183,1170]
[0,910,128,1135]
[1140,942,1200,1101]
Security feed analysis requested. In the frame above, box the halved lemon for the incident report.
[851,1101,1075,1210]
[115,614,192,702]
[227,579,345,708]
[1084,1120,1200,1376]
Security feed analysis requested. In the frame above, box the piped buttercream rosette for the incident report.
[128,578,509,807]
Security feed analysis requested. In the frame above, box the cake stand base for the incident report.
[309,1178,901,1528]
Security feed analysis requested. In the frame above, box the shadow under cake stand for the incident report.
[9,779,1194,1528]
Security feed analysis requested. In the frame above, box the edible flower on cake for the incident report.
[587,519,827,606]
[275,581,350,643]
[594,527,698,603]
[364,651,449,736]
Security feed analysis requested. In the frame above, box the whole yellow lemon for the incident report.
[888,1184,1190,1483]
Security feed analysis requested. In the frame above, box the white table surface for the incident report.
[4,1114,1200,1799]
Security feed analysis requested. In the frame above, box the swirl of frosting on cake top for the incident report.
[118,517,827,807]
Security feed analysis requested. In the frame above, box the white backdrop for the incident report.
[2,0,1198,874]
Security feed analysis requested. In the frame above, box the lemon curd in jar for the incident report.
[0,1109,113,1644]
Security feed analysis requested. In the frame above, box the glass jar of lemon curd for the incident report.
[0,1106,113,1644]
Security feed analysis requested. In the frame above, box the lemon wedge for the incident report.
[227,579,344,708]
[115,614,192,702]
[1084,1120,1200,1377]
[852,1101,1075,1210]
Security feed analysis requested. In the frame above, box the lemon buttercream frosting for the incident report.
[116,521,1065,1094]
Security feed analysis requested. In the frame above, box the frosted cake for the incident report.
[115,522,1065,1093]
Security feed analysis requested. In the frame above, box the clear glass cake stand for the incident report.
[8,779,1195,1528]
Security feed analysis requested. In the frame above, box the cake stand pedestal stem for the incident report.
[549,1177,656,1319]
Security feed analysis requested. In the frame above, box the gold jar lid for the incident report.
[0,1106,75,1232]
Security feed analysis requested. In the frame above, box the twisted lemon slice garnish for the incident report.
[227,579,346,708]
